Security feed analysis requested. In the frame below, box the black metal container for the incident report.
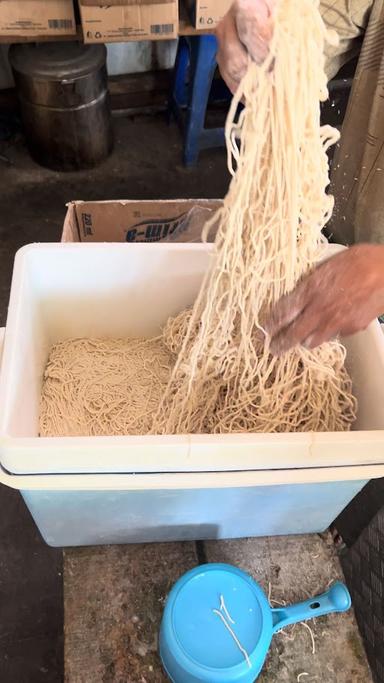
[9,42,113,171]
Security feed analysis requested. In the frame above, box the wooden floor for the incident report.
[64,532,371,682]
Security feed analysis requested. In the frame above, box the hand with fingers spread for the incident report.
[265,244,384,355]
[216,0,275,93]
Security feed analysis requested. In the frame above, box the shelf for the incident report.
[0,2,213,43]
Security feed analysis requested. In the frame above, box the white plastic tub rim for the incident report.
[0,242,384,484]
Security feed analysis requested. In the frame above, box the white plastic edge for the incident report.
[0,319,384,489]
[0,311,383,490]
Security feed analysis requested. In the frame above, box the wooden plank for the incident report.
[110,70,171,110]
[205,533,372,682]
[64,534,372,682]
[109,70,171,96]
[64,543,198,683]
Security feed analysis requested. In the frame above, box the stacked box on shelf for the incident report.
[79,0,178,43]
[185,0,232,28]
[0,0,76,38]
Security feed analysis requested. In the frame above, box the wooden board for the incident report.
[64,533,372,682]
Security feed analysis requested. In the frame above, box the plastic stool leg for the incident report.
[168,37,190,125]
[174,37,189,107]
[184,35,218,167]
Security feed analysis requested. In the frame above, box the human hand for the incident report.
[216,0,275,93]
[265,244,384,355]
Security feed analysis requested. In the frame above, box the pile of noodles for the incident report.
[151,0,356,435]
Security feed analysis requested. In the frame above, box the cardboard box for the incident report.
[186,0,232,28]
[62,199,221,242]
[0,0,76,38]
[79,0,178,43]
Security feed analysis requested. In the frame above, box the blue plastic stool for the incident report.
[169,35,231,166]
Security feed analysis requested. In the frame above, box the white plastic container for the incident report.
[1,243,384,547]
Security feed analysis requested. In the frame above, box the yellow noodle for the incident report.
[151,0,356,435]
[39,337,173,437]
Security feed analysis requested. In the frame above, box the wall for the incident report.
[107,40,177,75]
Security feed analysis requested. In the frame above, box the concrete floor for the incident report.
[0,111,381,682]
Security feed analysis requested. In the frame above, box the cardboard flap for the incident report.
[64,199,222,243]
[81,0,173,7]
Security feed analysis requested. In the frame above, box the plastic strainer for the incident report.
[159,563,351,683]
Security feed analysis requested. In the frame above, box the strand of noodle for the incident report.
[220,594,235,624]
[301,621,316,655]
[212,609,252,669]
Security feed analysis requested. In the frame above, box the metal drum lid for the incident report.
[9,42,107,81]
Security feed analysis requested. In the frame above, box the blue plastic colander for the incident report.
[159,563,351,683]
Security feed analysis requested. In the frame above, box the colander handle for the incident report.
[271,581,351,633]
